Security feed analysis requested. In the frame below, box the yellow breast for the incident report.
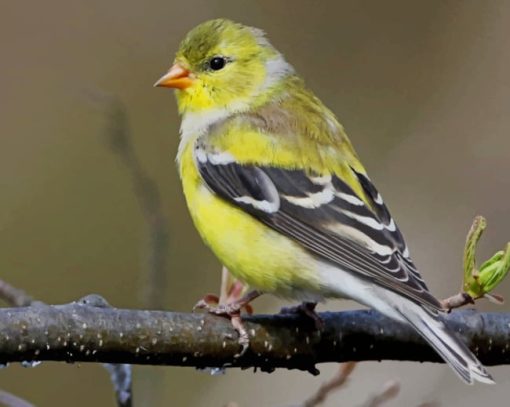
[178,140,320,297]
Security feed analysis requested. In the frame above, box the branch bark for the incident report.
[0,298,508,373]
[0,284,133,407]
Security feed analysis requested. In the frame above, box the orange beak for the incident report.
[154,63,193,89]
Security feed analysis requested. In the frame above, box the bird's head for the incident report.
[155,19,294,115]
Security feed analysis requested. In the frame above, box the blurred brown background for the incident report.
[1,1,509,406]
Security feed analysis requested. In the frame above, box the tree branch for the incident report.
[299,362,357,407]
[100,97,170,310]
[0,280,33,308]
[0,284,133,407]
[0,299,508,372]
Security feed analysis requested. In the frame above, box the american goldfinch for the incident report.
[155,19,493,384]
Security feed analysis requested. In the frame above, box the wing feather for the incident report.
[196,145,441,310]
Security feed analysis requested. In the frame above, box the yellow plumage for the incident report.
[155,18,494,384]
[177,93,365,296]
[179,132,321,296]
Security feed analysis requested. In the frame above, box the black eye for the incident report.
[209,56,226,71]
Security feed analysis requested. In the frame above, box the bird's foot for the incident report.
[193,290,261,357]
[193,291,258,315]
[280,301,324,330]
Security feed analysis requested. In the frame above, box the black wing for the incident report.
[196,147,442,310]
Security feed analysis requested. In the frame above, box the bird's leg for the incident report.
[280,301,324,330]
[193,289,262,357]
[193,289,260,315]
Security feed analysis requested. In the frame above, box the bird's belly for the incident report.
[181,172,322,298]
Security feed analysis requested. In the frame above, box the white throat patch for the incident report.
[177,104,243,164]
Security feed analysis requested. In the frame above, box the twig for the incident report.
[440,215,510,311]
[100,97,169,310]
[95,94,171,407]
[300,362,356,407]
[0,302,508,370]
[440,292,475,311]
[104,363,133,407]
[0,280,33,307]
[360,380,400,407]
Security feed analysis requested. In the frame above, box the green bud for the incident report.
[463,216,510,300]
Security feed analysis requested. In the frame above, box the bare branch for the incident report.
[361,380,400,407]
[100,97,169,310]
[0,283,133,407]
[440,292,475,311]
[0,280,33,307]
[76,295,134,407]
[104,363,133,407]
[300,362,357,407]
[0,301,508,371]
[0,282,36,406]
[95,93,171,407]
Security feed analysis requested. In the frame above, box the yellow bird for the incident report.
[155,18,493,384]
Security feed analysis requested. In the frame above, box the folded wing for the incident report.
[196,146,442,310]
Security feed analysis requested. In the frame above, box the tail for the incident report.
[317,263,494,383]
[396,303,494,384]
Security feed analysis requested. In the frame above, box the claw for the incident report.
[231,314,250,358]
[193,294,219,312]
[192,290,262,357]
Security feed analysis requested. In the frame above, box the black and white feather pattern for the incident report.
[195,145,441,310]
[195,144,493,384]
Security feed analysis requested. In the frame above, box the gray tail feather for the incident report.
[397,304,494,384]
